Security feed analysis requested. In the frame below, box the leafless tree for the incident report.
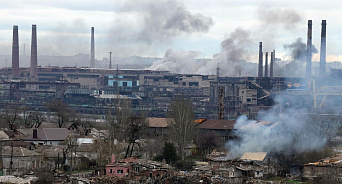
[168,96,196,160]
[1,104,20,130]
[196,130,221,161]
[46,99,73,128]
[27,111,45,128]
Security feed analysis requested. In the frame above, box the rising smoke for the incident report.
[150,28,253,76]
[108,0,214,57]
[280,38,318,76]
[227,92,327,158]
[283,38,318,62]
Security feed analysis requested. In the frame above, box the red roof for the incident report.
[197,119,236,130]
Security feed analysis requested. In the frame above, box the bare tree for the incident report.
[168,96,196,161]
[196,130,221,161]
[1,104,20,130]
[124,115,148,158]
[27,111,45,128]
[46,99,73,128]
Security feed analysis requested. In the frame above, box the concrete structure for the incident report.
[30,24,38,80]
[11,25,19,78]
[306,20,312,78]
[320,20,327,77]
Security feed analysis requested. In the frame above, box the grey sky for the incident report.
[0,0,341,62]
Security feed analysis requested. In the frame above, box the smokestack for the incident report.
[258,42,263,77]
[109,52,112,69]
[306,20,312,78]
[30,24,38,80]
[320,20,326,77]
[270,50,274,78]
[264,52,268,77]
[12,25,19,78]
[90,27,95,68]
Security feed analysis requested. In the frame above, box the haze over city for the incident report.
[0,0,342,64]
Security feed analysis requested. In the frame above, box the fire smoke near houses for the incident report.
[227,92,328,158]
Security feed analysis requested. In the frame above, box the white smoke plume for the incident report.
[150,28,253,76]
[149,49,203,74]
[227,93,327,158]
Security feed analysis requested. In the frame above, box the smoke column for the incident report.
[227,92,327,157]
[12,25,19,78]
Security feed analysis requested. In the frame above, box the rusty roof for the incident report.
[197,119,236,130]
[148,118,170,128]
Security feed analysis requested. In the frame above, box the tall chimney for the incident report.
[30,24,38,80]
[33,129,37,138]
[109,52,112,69]
[258,42,263,77]
[270,50,274,78]
[12,25,19,78]
[264,52,268,77]
[90,27,95,68]
[320,20,326,77]
[306,20,312,78]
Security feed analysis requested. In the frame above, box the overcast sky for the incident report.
[0,0,341,63]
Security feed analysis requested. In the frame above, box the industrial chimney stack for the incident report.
[30,24,38,80]
[258,42,263,77]
[264,52,268,77]
[320,20,326,77]
[109,52,112,69]
[270,51,274,78]
[306,20,312,78]
[90,27,95,68]
[12,25,19,78]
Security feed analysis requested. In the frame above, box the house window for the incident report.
[110,169,112,173]
[117,170,123,174]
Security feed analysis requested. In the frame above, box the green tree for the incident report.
[163,142,178,164]
[168,96,196,160]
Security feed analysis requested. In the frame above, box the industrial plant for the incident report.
[0,19,341,183]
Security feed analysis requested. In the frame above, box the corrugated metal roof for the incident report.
[197,119,236,130]
[148,118,170,128]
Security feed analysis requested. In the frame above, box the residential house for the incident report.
[197,119,236,140]
[23,128,71,146]
[148,118,170,138]
[2,146,44,176]
[105,155,138,178]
